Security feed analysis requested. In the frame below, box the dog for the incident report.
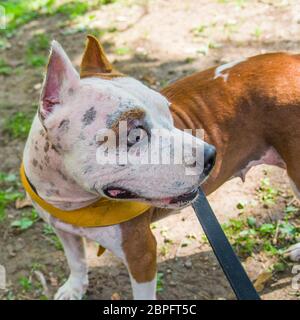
[22,35,300,299]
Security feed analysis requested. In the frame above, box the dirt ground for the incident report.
[1,0,300,300]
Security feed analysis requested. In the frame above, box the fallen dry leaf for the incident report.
[254,271,273,292]
[49,274,58,287]
[15,195,32,209]
[111,292,121,300]
[141,74,157,85]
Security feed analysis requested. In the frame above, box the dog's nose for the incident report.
[203,144,216,175]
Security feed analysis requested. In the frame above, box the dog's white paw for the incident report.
[54,276,88,300]
[285,243,300,262]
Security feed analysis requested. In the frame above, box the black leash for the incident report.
[192,188,260,300]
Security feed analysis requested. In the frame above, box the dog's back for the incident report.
[162,52,300,195]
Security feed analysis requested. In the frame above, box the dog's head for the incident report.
[38,36,216,209]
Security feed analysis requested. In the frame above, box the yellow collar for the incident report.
[20,163,151,228]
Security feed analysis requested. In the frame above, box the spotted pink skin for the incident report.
[23,115,98,210]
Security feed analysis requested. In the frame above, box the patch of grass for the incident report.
[25,33,50,68]
[1,0,118,37]
[257,177,279,206]
[271,261,287,273]
[192,22,217,38]
[208,41,221,49]
[0,0,55,37]
[284,205,299,218]
[43,223,63,250]
[222,218,257,255]
[159,227,173,256]
[253,27,263,39]
[0,172,22,222]
[0,38,11,51]
[0,59,13,75]
[160,245,169,256]
[25,54,47,67]
[28,34,50,52]
[0,189,22,221]
[193,24,208,36]
[6,290,16,300]
[114,47,131,56]
[11,209,39,231]
[55,0,117,20]
[18,269,48,297]
[55,1,89,19]
[224,21,239,34]
[222,210,300,258]
[19,276,32,292]
[0,172,18,184]
[3,112,33,139]
[184,57,195,64]
[156,272,164,293]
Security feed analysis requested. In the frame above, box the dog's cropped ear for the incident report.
[39,40,80,120]
[80,35,124,79]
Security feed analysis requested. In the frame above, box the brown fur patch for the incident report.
[161,52,300,194]
[121,209,157,283]
[110,109,145,132]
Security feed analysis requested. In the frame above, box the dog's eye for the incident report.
[127,127,147,146]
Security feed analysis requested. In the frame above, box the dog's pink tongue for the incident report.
[107,189,173,203]
[161,197,172,204]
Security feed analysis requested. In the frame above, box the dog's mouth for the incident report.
[103,186,199,207]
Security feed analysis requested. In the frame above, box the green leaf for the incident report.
[26,54,47,67]
[0,172,17,183]
[272,262,287,272]
[4,111,33,139]
[11,217,34,230]
[263,241,278,255]
[19,276,32,291]
[156,272,164,293]
[279,222,297,237]
[247,216,256,227]
[284,205,298,214]
[0,59,12,75]
[259,223,275,235]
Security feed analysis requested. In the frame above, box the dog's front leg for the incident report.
[121,211,157,300]
[53,228,88,300]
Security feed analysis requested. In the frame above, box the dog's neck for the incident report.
[23,115,99,210]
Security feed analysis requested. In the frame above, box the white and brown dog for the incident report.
[23,35,300,299]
